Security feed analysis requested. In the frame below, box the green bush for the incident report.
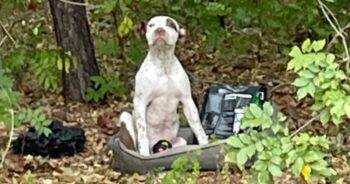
[288,39,350,125]
[225,103,336,184]
[0,64,51,135]
[85,73,125,102]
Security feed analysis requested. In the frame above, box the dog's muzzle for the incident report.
[153,27,168,45]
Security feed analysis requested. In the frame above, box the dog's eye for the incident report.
[166,19,178,32]
[148,23,155,28]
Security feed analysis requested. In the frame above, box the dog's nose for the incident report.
[155,27,166,36]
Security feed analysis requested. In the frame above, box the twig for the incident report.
[57,0,102,9]
[269,82,292,94]
[0,37,7,47]
[318,0,350,72]
[289,114,320,138]
[0,19,22,47]
[326,22,350,51]
[186,71,228,86]
[0,109,15,168]
[0,21,17,48]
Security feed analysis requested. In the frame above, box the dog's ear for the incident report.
[178,25,186,44]
[133,20,147,39]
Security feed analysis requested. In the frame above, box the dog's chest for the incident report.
[145,66,184,126]
[153,74,181,97]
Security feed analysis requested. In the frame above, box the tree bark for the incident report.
[48,0,99,102]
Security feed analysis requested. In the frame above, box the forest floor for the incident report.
[1,4,350,184]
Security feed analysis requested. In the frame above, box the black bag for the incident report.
[12,120,86,158]
[200,85,268,139]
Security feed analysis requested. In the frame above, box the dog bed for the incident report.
[105,128,238,174]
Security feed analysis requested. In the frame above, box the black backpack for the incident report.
[199,85,268,139]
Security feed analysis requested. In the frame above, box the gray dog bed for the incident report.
[105,128,237,174]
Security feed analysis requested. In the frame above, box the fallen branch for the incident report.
[0,21,17,48]
[0,19,22,47]
[318,0,350,72]
[269,82,292,95]
[0,109,15,168]
[289,113,320,138]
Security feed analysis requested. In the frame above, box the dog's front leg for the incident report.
[133,98,150,156]
[133,73,154,156]
[182,96,209,145]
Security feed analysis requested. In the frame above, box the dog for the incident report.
[119,16,209,156]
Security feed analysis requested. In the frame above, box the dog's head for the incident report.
[144,16,185,48]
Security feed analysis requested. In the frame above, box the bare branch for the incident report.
[57,0,102,9]
[0,19,22,48]
[326,22,350,51]
[0,109,15,168]
[0,21,17,48]
[318,0,350,72]
[289,114,320,138]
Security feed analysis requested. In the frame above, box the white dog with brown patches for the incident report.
[119,15,208,156]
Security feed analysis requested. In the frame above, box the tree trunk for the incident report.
[48,0,99,102]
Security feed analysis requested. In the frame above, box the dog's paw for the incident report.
[138,140,150,156]
[139,148,150,156]
[198,135,209,145]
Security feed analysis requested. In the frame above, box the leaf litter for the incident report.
[0,6,350,184]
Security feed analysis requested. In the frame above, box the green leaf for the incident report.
[307,65,320,73]
[301,39,312,53]
[271,124,281,134]
[258,170,271,184]
[292,157,304,175]
[236,149,248,168]
[304,151,320,163]
[118,16,133,37]
[255,141,264,152]
[227,136,245,148]
[271,156,282,165]
[320,109,330,125]
[306,83,316,97]
[312,39,326,52]
[245,144,256,158]
[268,164,282,177]
[344,102,350,118]
[259,151,272,160]
[44,78,50,91]
[42,127,52,137]
[103,0,118,13]
[57,58,63,70]
[311,102,324,111]
[254,160,267,171]
[64,57,70,73]
[261,117,273,129]
[43,119,51,126]
[326,54,335,64]
[299,70,315,79]
[286,150,297,166]
[310,160,328,171]
[239,134,252,145]
[297,87,308,100]
[315,53,326,63]
[249,104,263,118]
[293,78,309,88]
[263,102,274,116]
[289,46,302,57]
[287,58,301,71]
[225,151,237,163]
